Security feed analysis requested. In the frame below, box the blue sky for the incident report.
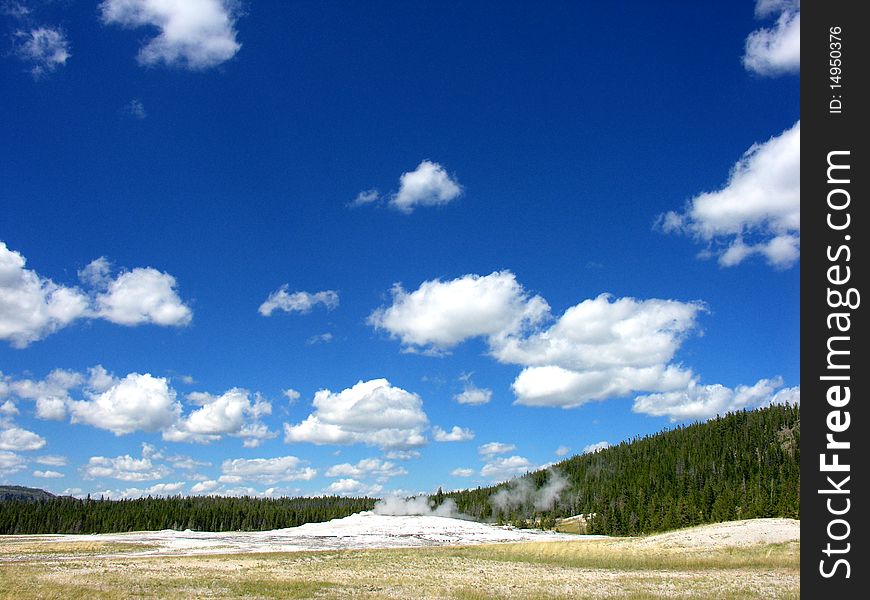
[1,1,799,499]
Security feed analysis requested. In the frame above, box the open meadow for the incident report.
[0,517,799,599]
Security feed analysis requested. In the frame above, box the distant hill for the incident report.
[434,404,800,536]
[0,485,56,502]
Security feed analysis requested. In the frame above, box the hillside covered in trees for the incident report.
[0,494,376,535]
[435,404,799,535]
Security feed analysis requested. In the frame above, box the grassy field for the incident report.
[0,536,798,599]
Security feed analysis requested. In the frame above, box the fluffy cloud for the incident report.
[390,160,462,213]
[95,482,187,500]
[325,458,406,481]
[99,0,241,69]
[432,425,475,442]
[15,26,70,77]
[33,470,64,478]
[259,287,339,316]
[82,454,171,482]
[0,451,25,476]
[450,468,475,477]
[554,445,571,457]
[0,426,46,451]
[633,378,799,422]
[453,383,492,405]
[582,441,610,454]
[164,388,274,445]
[369,271,548,352]
[371,272,706,407]
[284,379,428,450]
[220,456,317,485]
[350,189,381,207]
[480,456,533,480]
[326,478,383,497]
[478,442,516,457]
[93,265,192,326]
[0,242,90,347]
[69,373,182,436]
[0,244,192,347]
[190,480,219,494]
[743,0,800,76]
[658,121,800,268]
[0,400,17,417]
[9,368,85,420]
[35,454,67,467]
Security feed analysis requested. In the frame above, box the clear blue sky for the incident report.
[1,0,799,499]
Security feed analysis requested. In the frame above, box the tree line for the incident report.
[0,494,376,535]
[433,404,800,536]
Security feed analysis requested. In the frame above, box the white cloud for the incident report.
[190,480,219,494]
[284,379,428,450]
[633,377,799,421]
[326,478,382,497]
[450,468,474,477]
[554,445,571,457]
[743,1,800,75]
[97,482,187,499]
[35,454,67,467]
[0,242,90,348]
[325,458,406,481]
[15,26,70,77]
[126,99,147,119]
[82,454,171,482]
[0,400,17,417]
[99,0,241,69]
[478,442,516,457]
[164,388,273,445]
[94,266,192,326]
[390,160,462,213]
[659,121,800,268]
[432,425,474,442]
[0,451,25,475]
[307,332,334,345]
[0,244,192,347]
[384,450,421,461]
[582,441,610,454]
[69,373,181,436]
[453,383,492,405]
[0,426,46,451]
[480,455,533,480]
[259,287,339,316]
[369,271,548,352]
[9,368,84,420]
[350,189,380,207]
[283,388,301,403]
[220,456,317,485]
[33,470,64,478]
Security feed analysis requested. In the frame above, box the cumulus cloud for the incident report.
[259,287,339,316]
[164,388,274,446]
[125,99,147,119]
[15,26,70,77]
[0,451,25,476]
[453,383,492,405]
[0,400,18,417]
[743,0,800,75]
[0,244,192,347]
[0,242,90,347]
[35,454,67,467]
[220,456,317,485]
[369,271,548,353]
[384,450,421,461]
[82,454,171,482]
[432,425,474,442]
[451,467,474,477]
[69,373,182,436]
[633,377,799,422]
[478,442,516,457]
[0,426,46,451]
[99,0,241,69]
[582,441,610,454]
[371,271,707,407]
[33,470,64,478]
[284,379,428,450]
[95,482,187,499]
[327,478,383,497]
[8,368,83,420]
[190,479,219,494]
[390,160,462,213]
[480,455,533,480]
[658,121,800,268]
[554,445,571,457]
[325,458,407,481]
[93,265,192,326]
[350,189,380,207]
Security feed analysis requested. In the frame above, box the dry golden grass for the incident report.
[0,535,799,599]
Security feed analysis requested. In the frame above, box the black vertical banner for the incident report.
[802,1,867,596]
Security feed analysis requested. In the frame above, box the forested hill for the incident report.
[435,404,800,536]
[0,495,376,535]
[0,486,56,502]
